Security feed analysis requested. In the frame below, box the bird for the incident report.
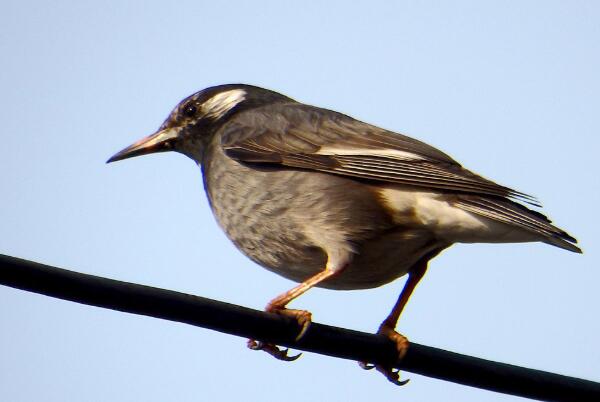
[107,84,581,384]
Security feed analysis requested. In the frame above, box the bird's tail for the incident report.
[455,197,582,253]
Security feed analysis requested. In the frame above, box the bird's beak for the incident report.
[106,127,181,163]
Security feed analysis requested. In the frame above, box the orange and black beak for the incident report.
[106,127,181,163]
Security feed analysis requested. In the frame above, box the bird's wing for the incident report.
[221,103,538,204]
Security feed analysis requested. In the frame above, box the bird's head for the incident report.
[107,84,292,164]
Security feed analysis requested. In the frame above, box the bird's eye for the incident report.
[183,104,197,117]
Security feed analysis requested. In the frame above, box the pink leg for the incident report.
[248,268,342,361]
[361,257,430,385]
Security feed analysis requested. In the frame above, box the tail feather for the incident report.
[455,197,581,253]
[543,236,582,254]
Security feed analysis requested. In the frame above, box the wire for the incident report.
[1,253,598,401]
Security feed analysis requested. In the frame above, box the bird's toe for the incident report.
[267,307,313,341]
[358,326,410,385]
[247,339,302,361]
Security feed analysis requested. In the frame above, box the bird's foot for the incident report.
[247,306,312,361]
[359,326,410,386]
[271,307,313,340]
[265,303,313,341]
[247,339,301,361]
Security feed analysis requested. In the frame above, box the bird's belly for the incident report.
[202,147,444,290]
[204,174,441,289]
[318,229,443,290]
[223,224,441,291]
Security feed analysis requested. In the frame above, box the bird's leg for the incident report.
[266,270,341,338]
[248,268,342,361]
[360,258,429,385]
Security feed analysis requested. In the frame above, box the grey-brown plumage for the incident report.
[202,140,435,290]
[107,84,581,383]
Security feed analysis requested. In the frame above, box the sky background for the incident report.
[1,1,599,401]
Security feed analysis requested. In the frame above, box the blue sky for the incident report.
[1,1,598,401]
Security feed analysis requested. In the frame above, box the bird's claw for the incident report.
[379,327,409,360]
[358,362,409,385]
[359,327,410,385]
[247,339,302,361]
[246,307,311,363]
[378,366,410,386]
[267,307,312,341]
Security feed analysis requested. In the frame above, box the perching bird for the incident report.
[107,84,581,384]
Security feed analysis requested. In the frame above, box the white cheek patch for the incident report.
[202,89,246,119]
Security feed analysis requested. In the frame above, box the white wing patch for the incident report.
[316,146,424,160]
[203,89,246,119]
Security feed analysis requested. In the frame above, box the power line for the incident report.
[1,253,598,401]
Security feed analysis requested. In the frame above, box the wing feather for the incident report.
[222,104,538,204]
[220,103,580,250]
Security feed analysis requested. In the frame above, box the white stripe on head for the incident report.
[202,89,246,119]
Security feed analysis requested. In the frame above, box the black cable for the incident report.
[1,253,598,401]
